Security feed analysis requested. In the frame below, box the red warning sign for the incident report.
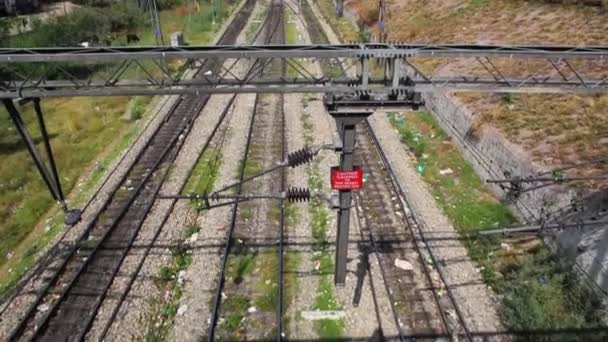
[331,166,363,190]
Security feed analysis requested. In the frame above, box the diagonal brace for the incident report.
[2,98,81,225]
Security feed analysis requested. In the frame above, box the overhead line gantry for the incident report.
[1,43,607,98]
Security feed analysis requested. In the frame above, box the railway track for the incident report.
[95,92,240,340]
[355,123,473,340]
[207,0,287,340]
[300,1,473,340]
[6,1,257,340]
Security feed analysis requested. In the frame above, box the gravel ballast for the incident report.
[368,114,505,334]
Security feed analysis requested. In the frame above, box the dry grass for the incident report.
[347,0,608,187]
[469,93,608,185]
[358,0,608,45]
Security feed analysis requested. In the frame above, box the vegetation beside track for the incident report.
[144,224,198,341]
[301,95,345,339]
[0,96,152,300]
[388,111,606,339]
[0,0,239,303]
[315,0,361,42]
[185,148,223,209]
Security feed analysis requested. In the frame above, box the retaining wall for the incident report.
[416,75,608,297]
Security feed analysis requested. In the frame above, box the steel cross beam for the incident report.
[2,44,608,60]
[1,43,607,98]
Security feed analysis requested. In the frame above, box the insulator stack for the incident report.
[286,187,311,202]
[287,147,315,168]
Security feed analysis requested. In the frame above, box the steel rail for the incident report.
[356,124,454,340]
[71,101,205,342]
[305,2,445,338]
[206,94,258,341]
[351,185,415,341]
[276,93,286,342]
[96,0,262,338]
[300,2,473,341]
[98,92,238,341]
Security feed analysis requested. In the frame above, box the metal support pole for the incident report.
[391,57,400,89]
[335,123,354,286]
[361,57,369,90]
[328,110,371,286]
[3,99,62,202]
[2,99,81,225]
[147,0,164,46]
[32,98,66,210]
[378,0,387,43]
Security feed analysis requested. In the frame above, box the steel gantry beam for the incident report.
[3,44,608,60]
[1,43,608,98]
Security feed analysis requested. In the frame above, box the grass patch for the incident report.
[226,251,258,284]
[0,95,153,300]
[255,252,280,312]
[239,203,255,220]
[145,241,193,341]
[243,159,263,178]
[286,12,298,44]
[285,10,300,78]
[313,276,345,338]
[252,250,300,314]
[217,294,251,337]
[130,96,148,121]
[388,111,606,339]
[184,148,222,210]
[473,93,608,178]
[344,0,608,184]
